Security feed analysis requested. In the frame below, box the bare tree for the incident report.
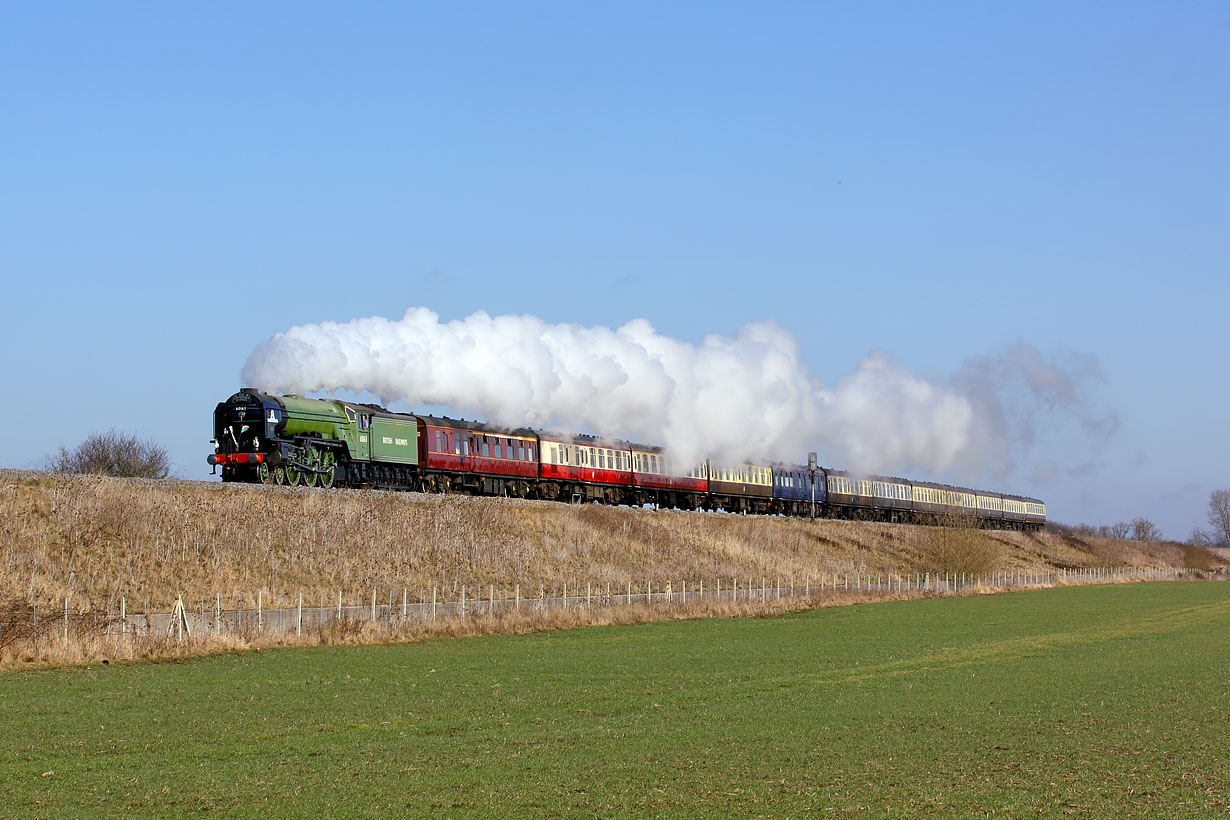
[1130,517,1161,542]
[46,430,172,479]
[1208,489,1230,547]
[1188,528,1214,547]
[1107,521,1132,540]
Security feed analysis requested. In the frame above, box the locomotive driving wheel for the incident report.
[302,445,320,488]
[284,460,302,486]
[257,462,274,485]
[318,450,336,489]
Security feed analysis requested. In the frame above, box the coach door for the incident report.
[455,430,478,473]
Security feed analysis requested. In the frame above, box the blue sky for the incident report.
[2,2,1226,538]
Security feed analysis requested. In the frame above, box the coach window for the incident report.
[482,440,490,458]
[517,444,525,461]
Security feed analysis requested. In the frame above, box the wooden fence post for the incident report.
[297,593,303,636]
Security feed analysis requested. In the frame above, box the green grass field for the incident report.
[2,582,1228,819]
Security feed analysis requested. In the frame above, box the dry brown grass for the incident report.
[0,581,1005,672]
[2,469,1220,622]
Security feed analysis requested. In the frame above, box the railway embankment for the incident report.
[2,469,1224,668]
[4,469,1220,605]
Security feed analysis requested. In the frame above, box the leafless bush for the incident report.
[1130,517,1161,542]
[919,526,1000,575]
[46,430,171,479]
[1182,545,1221,572]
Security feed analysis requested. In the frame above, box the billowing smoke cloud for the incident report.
[241,307,1113,476]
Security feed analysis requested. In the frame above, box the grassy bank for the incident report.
[3,470,1213,609]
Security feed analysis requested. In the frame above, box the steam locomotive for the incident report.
[209,388,1046,530]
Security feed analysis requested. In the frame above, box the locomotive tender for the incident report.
[209,388,1045,530]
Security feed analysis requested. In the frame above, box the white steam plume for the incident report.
[241,307,1113,476]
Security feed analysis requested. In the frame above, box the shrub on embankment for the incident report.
[2,470,1215,609]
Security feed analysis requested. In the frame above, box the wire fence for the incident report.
[1,565,1202,648]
